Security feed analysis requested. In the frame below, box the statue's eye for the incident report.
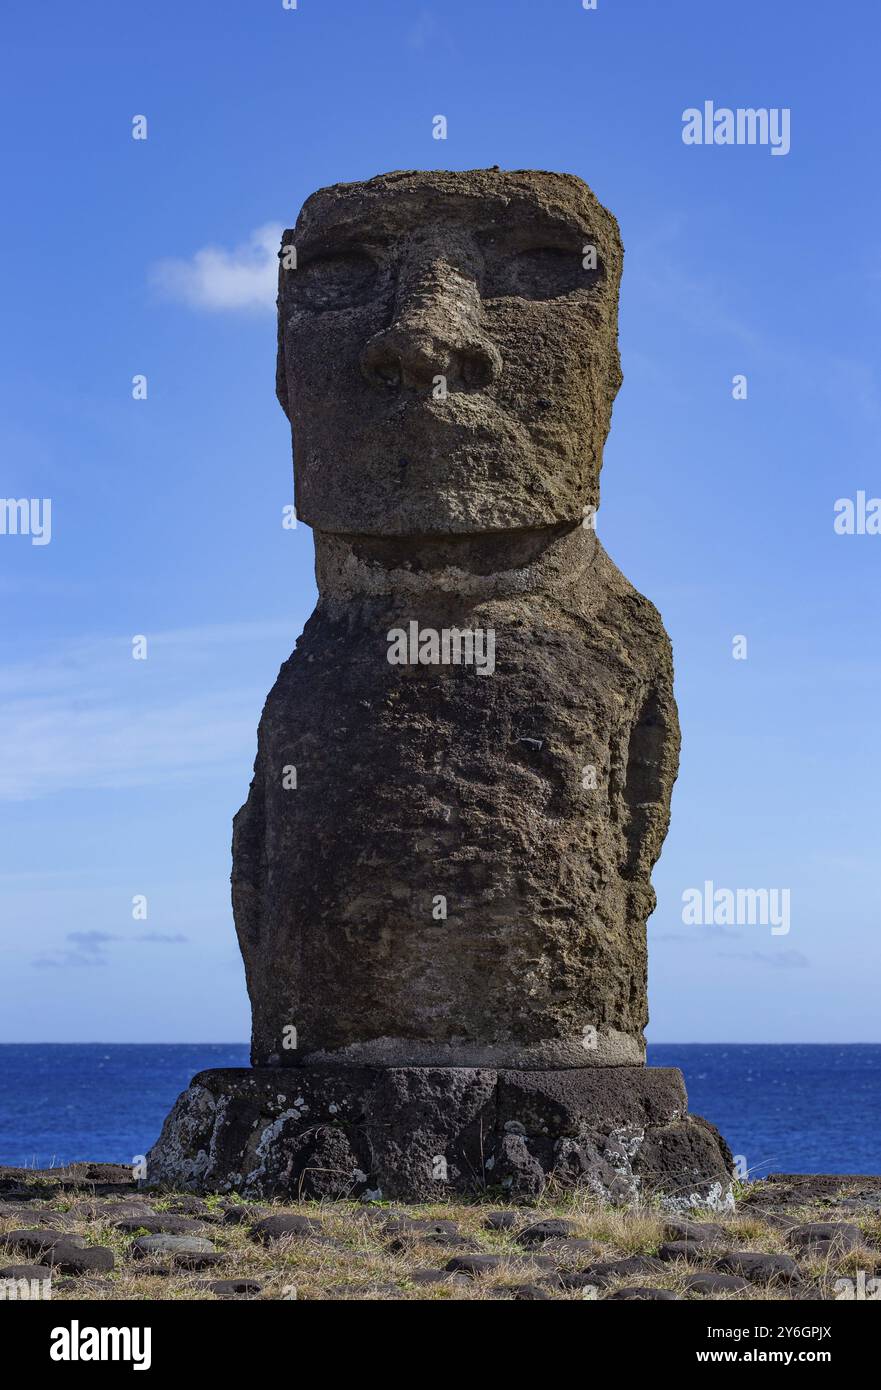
[291,251,377,308]
[485,246,593,301]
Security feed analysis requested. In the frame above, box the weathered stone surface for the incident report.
[382,1216,459,1238]
[498,1067,687,1132]
[162,1196,212,1217]
[715,1251,801,1284]
[51,1245,116,1276]
[604,1286,681,1301]
[114,1214,207,1236]
[484,1211,521,1232]
[146,1065,732,1207]
[516,1218,575,1245]
[220,1204,269,1226]
[131,1234,218,1268]
[786,1222,862,1256]
[500,1282,552,1300]
[657,1241,711,1264]
[561,1256,664,1290]
[249,1214,324,1245]
[2,1230,114,1274]
[148,168,732,1206]
[684,1272,750,1296]
[0,1162,135,1197]
[277,170,622,536]
[662,1217,727,1244]
[233,169,676,1072]
[445,1254,503,1276]
[70,1200,156,1223]
[3,1229,85,1259]
[209,1279,263,1299]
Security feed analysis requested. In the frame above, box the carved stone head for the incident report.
[276,169,623,537]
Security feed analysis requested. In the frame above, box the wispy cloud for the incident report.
[1,620,298,801]
[33,951,107,970]
[33,929,189,969]
[150,223,282,312]
[67,931,117,952]
[719,948,809,970]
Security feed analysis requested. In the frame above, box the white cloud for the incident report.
[150,223,283,311]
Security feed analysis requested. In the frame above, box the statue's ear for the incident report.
[276,227,295,419]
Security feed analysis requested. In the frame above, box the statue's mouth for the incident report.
[370,391,504,426]
[341,393,536,470]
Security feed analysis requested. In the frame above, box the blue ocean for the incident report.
[1,1043,879,1177]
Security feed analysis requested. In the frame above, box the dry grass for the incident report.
[1,1179,878,1300]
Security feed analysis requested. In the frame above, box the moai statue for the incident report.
[150,170,732,1207]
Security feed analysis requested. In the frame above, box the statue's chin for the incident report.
[296,451,586,537]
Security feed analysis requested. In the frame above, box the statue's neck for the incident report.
[313,522,598,604]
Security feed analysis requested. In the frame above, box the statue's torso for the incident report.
[234,542,679,1069]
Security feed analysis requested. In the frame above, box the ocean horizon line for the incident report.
[1,1040,880,1049]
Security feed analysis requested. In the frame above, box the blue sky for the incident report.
[1,0,879,1043]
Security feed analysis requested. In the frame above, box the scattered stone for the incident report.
[786,1222,862,1256]
[383,1217,459,1238]
[684,1272,751,1295]
[329,1282,402,1298]
[2,1232,114,1276]
[0,1163,133,1197]
[758,1174,881,1206]
[408,1268,453,1285]
[518,1254,558,1272]
[0,1202,43,1219]
[663,1218,726,1244]
[52,1245,115,1275]
[162,1196,210,1216]
[115,1214,207,1236]
[221,1205,269,1226]
[445,1254,504,1276]
[605,1286,681,1301]
[131,1235,219,1268]
[73,1200,156,1223]
[497,1283,552,1300]
[557,1256,663,1292]
[658,1241,712,1264]
[517,1219,575,1246]
[0,1206,62,1227]
[388,1233,480,1253]
[715,1251,801,1284]
[210,1279,262,1298]
[0,1263,52,1280]
[249,1214,324,1245]
[2,1229,85,1260]
[359,1207,407,1223]
[484,1212,519,1232]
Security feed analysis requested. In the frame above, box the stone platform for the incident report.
[146,1066,734,1211]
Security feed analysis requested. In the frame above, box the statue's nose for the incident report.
[360,258,501,391]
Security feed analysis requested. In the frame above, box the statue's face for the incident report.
[277,170,623,536]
